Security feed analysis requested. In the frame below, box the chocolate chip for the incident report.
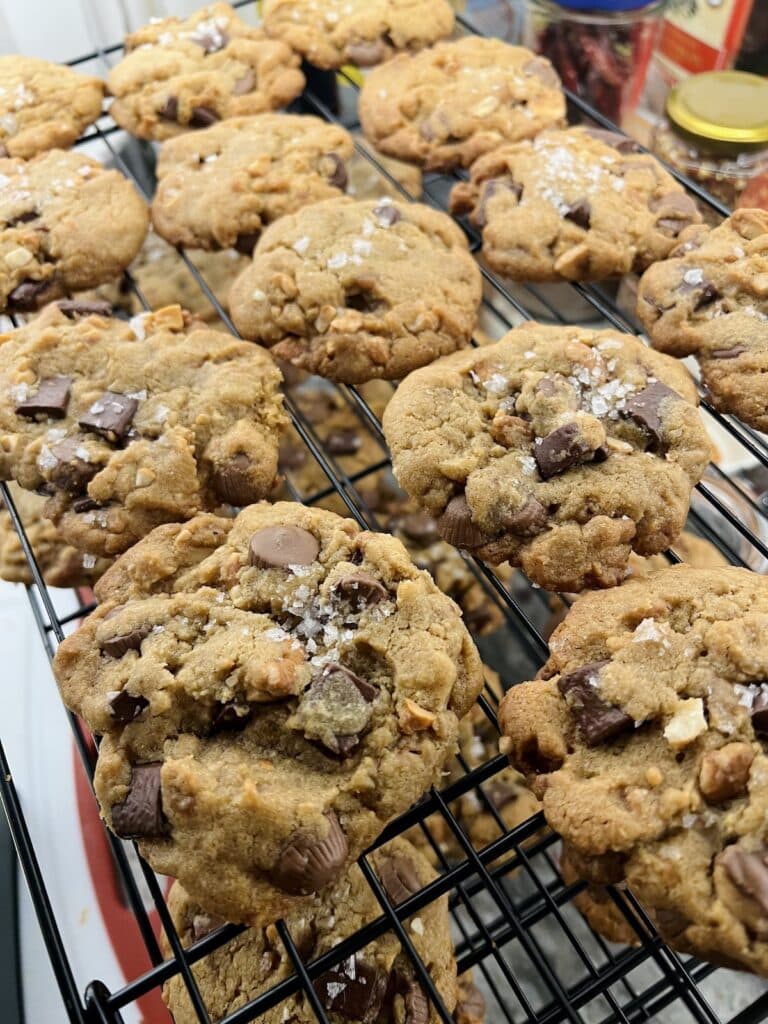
[158,96,178,122]
[326,428,361,455]
[211,453,259,507]
[378,853,421,905]
[79,391,138,444]
[374,202,400,227]
[476,179,522,228]
[345,36,388,66]
[322,152,348,189]
[395,512,439,545]
[403,980,429,1024]
[294,664,378,755]
[315,956,388,1024]
[211,701,251,731]
[248,525,319,568]
[711,346,747,359]
[693,282,720,310]
[564,199,591,230]
[453,981,485,1024]
[622,381,681,448]
[107,690,149,723]
[750,686,768,734]
[189,106,219,128]
[721,846,768,916]
[72,496,101,513]
[333,571,388,608]
[100,622,151,658]
[111,763,167,839]
[232,69,255,95]
[57,299,113,318]
[8,279,55,311]
[272,811,348,895]
[504,495,547,535]
[438,495,487,549]
[583,128,642,154]
[558,661,634,746]
[15,376,71,419]
[534,423,596,479]
[7,209,39,226]
[234,232,259,255]
[523,56,560,87]
[650,193,700,236]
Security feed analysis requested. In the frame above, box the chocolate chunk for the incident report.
[564,199,591,230]
[379,853,421,905]
[326,428,361,455]
[189,106,219,128]
[211,701,251,731]
[693,282,720,310]
[234,232,259,255]
[345,36,388,66]
[438,495,487,549]
[534,423,596,479]
[8,279,55,311]
[56,299,113,318]
[278,442,306,471]
[403,980,429,1024]
[111,763,167,839]
[650,192,700,235]
[558,661,634,746]
[322,152,348,189]
[272,811,348,895]
[295,664,378,755]
[750,686,768,734]
[476,179,522,228]
[15,376,71,419]
[248,525,319,568]
[100,622,151,658]
[622,381,681,448]
[232,69,255,96]
[72,496,101,513]
[190,27,229,53]
[395,512,440,545]
[721,846,768,916]
[523,56,560,87]
[711,346,747,359]
[315,956,388,1024]
[504,495,547,535]
[8,209,39,226]
[158,96,178,122]
[107,690,149,723]
[79,391,138,444]
[374,202,400,227]
[211,453,259,507]
[583,128,642,154]
[453,981,485,1024]
[333,571,388,608]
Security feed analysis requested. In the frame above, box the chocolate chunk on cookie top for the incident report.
[152,114,355,252]
[637,208,768,431]
[53,502,483,923]
[359,38,565,172]
[229,197,482,383]
[0,150,149,312]
[107,3,305,141]
[499,566,768,976]
[449,127,702,282]
[382,323,710,592]
[0,304,287,556]
[262,0,455,71]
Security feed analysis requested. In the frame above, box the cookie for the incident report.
[358,38,565,172]
[53,501,484,923]
[0,56,103,159]
[262,0,455,70]
[0,303,286,557]
[0,150,149,313]
[152,114,354,253]
[162,837,457,1024]
[636,208,768,431]
[630,531,728,577]
[449,127,702,283]
[0,483,111,588]
[499,565,768,975]
[107,3,305,142]
[229,197,482,383]
[560,846,639,947]
[382,323,711,592]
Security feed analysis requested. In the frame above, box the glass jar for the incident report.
[651,71,768,211]
[524,0,666,125]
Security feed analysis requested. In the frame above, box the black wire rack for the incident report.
[2,5,768,1024]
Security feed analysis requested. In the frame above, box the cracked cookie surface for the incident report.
[0,303,286,557]
[0,150,149,313]
[450,127,702,283]
[53,501,483,923]
[382,323,711,592]
[0,56,103,159]
[229,197,482,383]
[500,566,768,975]
[637,208,768,431]
[262,0,455,70]
[107,3,305,141]
[162,837,457,1024]
[153,114,354,252]
[358,38,565,172]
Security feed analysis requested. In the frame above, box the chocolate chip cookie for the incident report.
[229,197,482,383]
[53,501,484,923]
[107,3,305,142]
[162,837,457,1024]
[359,38,565,172]
[450,127,702,283]
[382,323,711,592]
[0,56,103,159]
[500,565,768,975]
[0,483,111,588]
[637,208,768,431]
[0,303,286,557]
[262,0,455,70]
[152,114,354,253]
[0,150,149,312]
[560,847,639,947]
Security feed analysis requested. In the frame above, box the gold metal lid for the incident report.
[666,71,768,147]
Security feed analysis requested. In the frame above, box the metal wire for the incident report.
[2,6,768,1024]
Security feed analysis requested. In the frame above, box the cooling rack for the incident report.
[2,5,768,1023]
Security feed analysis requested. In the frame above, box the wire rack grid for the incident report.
[2,6,768,1024]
